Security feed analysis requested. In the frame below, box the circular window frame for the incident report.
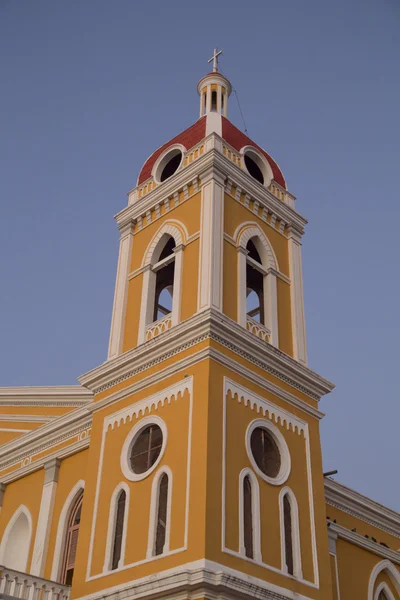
[152,144,186,184]
[240,146,273,188]
[120,416,167,482]
[246,418,291,485]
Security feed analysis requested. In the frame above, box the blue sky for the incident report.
[1,1,399,509]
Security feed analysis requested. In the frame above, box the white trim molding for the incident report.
[151,144,186,185]
[246,418,291,486]
[138,221,187,344]
[287,227,307,364]
[234,222,280,347]
[368,559,400,600]
[103,481,130,572]
[50,480,85,581]
[0,504,33,572]
[374,581,396,600]
[279,487,303,579]
[86,377,193,580]
[240,146,274,189]
[238,468,262,562]
[120,416,167,482]
[222,378,319,588]
[146,466,173,558]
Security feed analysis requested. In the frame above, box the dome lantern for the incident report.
[197,49,232,118]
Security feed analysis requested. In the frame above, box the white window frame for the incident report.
[0,504,33,571]
[103,482,130,573]
[120,415,167,483]
[138,222,186,345]
[240,145,274,188]
[50,480,85,581]
[279,487,302,579]
[238,468,262,563]
[146,466,173,559]
[246,418,291,486]
[368,560,400,600]
[235,223,279,347]
[374,582,396,600]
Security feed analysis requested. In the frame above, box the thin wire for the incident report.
[219,66,248,134]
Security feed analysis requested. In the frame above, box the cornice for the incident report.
[115,137,307,236]
[76,559,313,600]
[0,385,92,406]
[329,522,400,563]
[0,404,91,472]
[79,309,334,401]
[325,478,400,538]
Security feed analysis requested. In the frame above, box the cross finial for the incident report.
[208,48,223,73]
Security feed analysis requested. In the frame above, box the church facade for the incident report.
[0,57,399,600]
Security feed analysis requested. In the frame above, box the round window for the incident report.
[154,148,183,183]
[250,426,281,477]
[130,424,163,474]
[241,147,273,187]
[246,419,291,485]
[244,154,264,185]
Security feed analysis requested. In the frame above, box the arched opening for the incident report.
[111,490,126,570]
[211,90,217,112]
[243,475,253,559]
[155,473,169,556]
[1,509,31,571]
[60,490,83,585]
[153,236,175,322]
[283,494,294,575]
[244,154,264,185]
[246,239,264,324]
[160,152,182,182]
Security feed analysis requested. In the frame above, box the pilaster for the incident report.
[30,458,60,576]
[198,166,225,312]
[108,221,135,359]
[287,227,307,364]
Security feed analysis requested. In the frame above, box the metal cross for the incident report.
[208,48,223,73]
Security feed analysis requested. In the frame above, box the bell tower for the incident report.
[75,54,336,600]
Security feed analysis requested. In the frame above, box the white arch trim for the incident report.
[50,480,85,581]
[103,482,130,572]
[279,487,303,579]
[146,466,173,559]
[368,560,400,600]
[374,581,396,600]
[234,222,279,271]
[142,220,188,267]
[0,504,33,570]
[238,468,262,562]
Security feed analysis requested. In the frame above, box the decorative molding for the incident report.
[325,478,400,538]
[75,559,316,600]
[368,560,400,600]
[329,522,400,564]
[0,415,56,423]
[79,309,334,401]
[0,504,33,570]
[0,386,92,406]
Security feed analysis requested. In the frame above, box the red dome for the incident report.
[137,116,286,189]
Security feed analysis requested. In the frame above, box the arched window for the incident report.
[238,469,261,562]
[243,475,254,559]
[246,240,264,324]
[111,490,126,570]
[139,224,186,344]
[279,489,302,578]
[155,473,169,556]
[283,494,294,575]
[0,505,32,571]
[153,237,175,322]
[61,491,83,585]
[236,225,279,347]
[378,592,389,600]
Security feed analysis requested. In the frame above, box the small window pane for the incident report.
[250,427,281,478]
[130,425,163,475]
[284,495,294,575]
[243,476,254,559]
[155,474,169,556]
[111,491,126,570]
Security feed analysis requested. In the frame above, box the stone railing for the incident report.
[246,315,271,343]
[0,566,70,600]
[145,313,172,341]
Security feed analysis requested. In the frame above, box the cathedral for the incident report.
[0,52,399,600]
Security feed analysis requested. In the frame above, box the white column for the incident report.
[288,227,307,363]
[138,265,156,344]
[265,271,279,347]
[198,168,225,311]
[30,458,60,576]
[171,245,184,326]
[237,247,248,326]
[108,222,134,359]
